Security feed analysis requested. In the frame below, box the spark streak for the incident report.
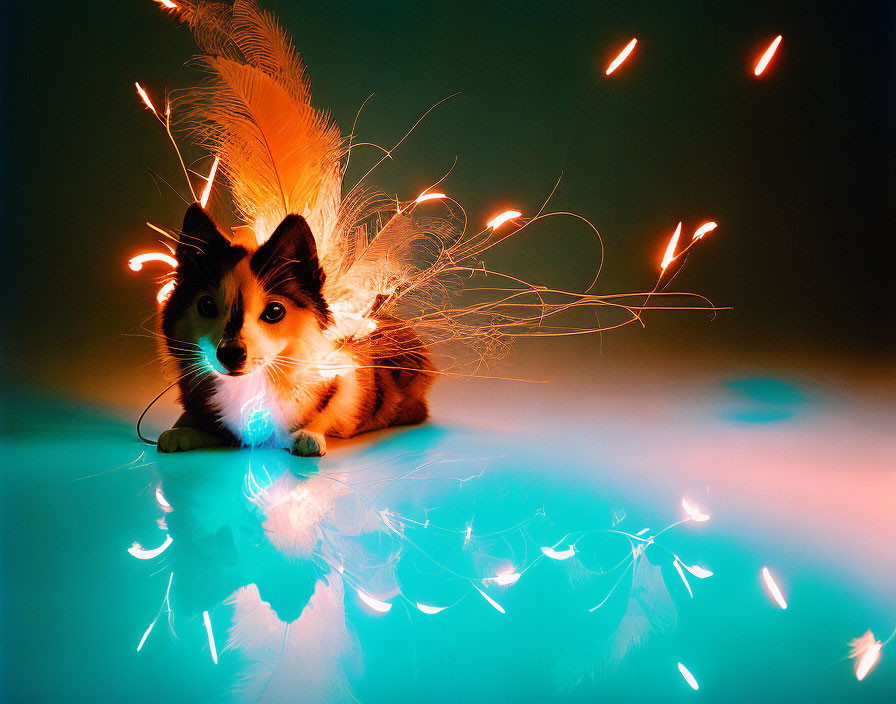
[673,559,693,598]
[128,252,178,271]
[679,561,713,579]
[761,566,787,609]
[541,545,576,560]
[754,35,783,77]
[357,589,392,613]
[155,484,173,512]
[156,280,176,305]
[199,156,220,208]
[202,610,218,664]
[605,38,638,76]
[678,662,699,690]
[136,620,155,652]
[416,602,448,615]
[487,210,522,231]
[473,585,506,614]
[850,631,883,681]
[484,571,520,587]
[154,0,178,8]
[128,534,173,560]
[660,222,682,272]
[692,221,717,241]
[415,192,446,204]
[682,497,710,522]
[135,82,157,116]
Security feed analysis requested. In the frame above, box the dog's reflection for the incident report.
[157,451,398,702]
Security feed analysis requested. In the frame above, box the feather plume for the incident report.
[173,0,344,248]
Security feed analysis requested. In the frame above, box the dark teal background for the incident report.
[1,0,894,400]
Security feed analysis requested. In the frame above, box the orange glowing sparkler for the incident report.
[487,209,522,231]
[761,566,788,609]
[415,192,446,204]
[850,630,883,681]
[154,0,178,8]
[156,280,176,305]
[754,35,782,77]
[605,38,638,76]
[692,221,717,241]
[660,222,682,272]
[128,252,179,271]
[199,156,220,208]
[135,82,157,116]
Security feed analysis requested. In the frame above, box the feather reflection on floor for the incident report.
[1,360,894,702]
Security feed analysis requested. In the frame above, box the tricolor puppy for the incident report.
[159,204,434,456]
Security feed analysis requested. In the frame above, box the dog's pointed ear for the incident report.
[250,214,328,320]
[252,214,325,290]
[178,203,231,259]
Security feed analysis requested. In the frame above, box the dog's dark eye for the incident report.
[197,295,218,318]
[261,301,286,324]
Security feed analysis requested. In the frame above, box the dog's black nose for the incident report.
[216,343,247,373]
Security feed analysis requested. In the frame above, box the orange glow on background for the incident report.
[605,38,638,76]
[754,35,783,76]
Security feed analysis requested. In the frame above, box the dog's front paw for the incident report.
[290,430,327,457]
[157,427,220,453]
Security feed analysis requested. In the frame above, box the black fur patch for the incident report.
[222,290,245,340]
[162,204,247,346]
[316,380,339,415]
[249,214,330,325]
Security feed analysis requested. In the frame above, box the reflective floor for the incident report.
[2,360,894,702]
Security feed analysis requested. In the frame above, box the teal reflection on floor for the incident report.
[1,386,892,702]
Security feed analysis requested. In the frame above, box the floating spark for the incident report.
[605,38,638,76]
[692,221,718,242]
[487,210,522,231]
[156,280,176,305]
[473,585,506,614]
[679,561,713,579]
[155,484,173,512]
[463,522,472,547]
[135,82,157,116]
[199,156,220,208]
[484,571,521,587]
[154,0,178,9]
[754,35,783,77]
[761,566,787,609]
[660,222,682,272]
[415,192,446,204]
[678,662,699,691]
[128,252,178,271]
[357,589,392,613]
[416,602,448,615]
[137,572,174,652]
[850,630,883,681]
[673,559,694,598]
[541,545,576,560]
[136,620,155,652]
[128,534,173,560]
[202,610,218,664]
[682,497,710,522]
